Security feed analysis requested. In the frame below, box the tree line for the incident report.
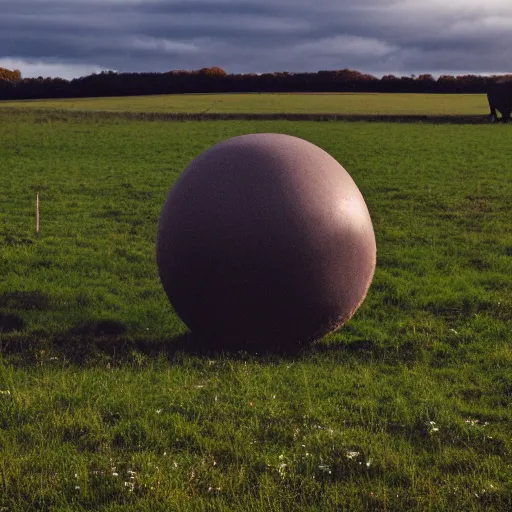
[1,66,511,100]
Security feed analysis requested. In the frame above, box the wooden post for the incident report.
[36,192,39,235]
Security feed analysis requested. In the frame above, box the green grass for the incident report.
[0,92,491,116]
[0,109,511,510]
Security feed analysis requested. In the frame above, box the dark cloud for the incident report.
[1,0,511,78]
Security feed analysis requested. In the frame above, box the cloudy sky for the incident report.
[1,0,512,79]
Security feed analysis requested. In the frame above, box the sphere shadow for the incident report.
[53,329,386,364]
[164,331,309,358]
[1,326,389,366]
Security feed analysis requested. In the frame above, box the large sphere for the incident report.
[157,133,376,349]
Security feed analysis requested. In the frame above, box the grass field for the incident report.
[0,108,511,510]
[0,92,492,116]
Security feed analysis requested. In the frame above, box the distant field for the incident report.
[0,92,491,116]
[1,110,511,511]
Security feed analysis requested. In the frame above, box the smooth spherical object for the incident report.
[157,133,376,349]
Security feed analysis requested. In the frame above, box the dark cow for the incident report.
[487,79,512,123]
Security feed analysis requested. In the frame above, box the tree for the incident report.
[0,67,22,82]
[199,67,227,76]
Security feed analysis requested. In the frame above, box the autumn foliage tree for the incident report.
[198,66,227,76]
[0,67,22,82]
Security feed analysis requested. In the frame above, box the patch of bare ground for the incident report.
[0,107,497,123]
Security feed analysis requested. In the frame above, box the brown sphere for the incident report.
[156,133,376,349]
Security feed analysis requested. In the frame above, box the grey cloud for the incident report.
[1,0,511,78]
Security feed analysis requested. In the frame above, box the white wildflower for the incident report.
[428,421,440,433]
